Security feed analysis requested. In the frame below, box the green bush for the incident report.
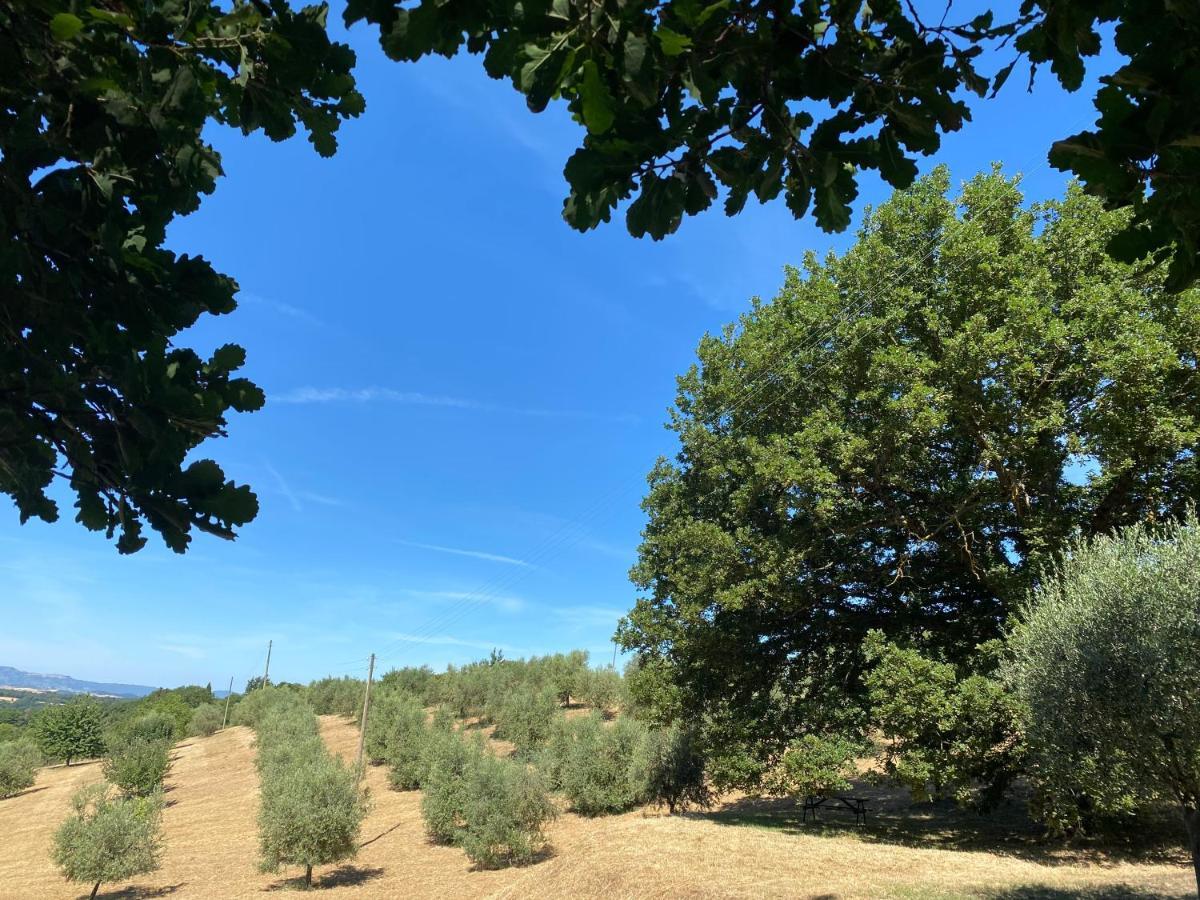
[545,712,648,815]
[232,686,303,730]
[369,692,430,790]
[460,753,556,868]
[493,688,558,757]
[0,740,40,799]
[52,783,162,899]
[765,734,861,800]
[258,752,368,888]
[123,711,178,744]
[1009,515,1200,883]
[188,703,225,738]
[254,705,324,779]
[102,738,171,798]
[578,667,623,714]
[630,725,711,815]
[306,676,363,719]
[378,666,435,702]
[421,730,485,844]
[863,632,1023,808]
[34,696,105,766]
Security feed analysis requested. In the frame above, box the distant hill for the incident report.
[0,666,157,698]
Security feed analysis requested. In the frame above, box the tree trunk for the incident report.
[90,882,100,900]
[305,865,313,889]
[1184,805,1200,898]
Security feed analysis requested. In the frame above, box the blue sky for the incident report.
[1,9,1120,690]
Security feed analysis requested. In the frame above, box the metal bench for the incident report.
[801,794,870,825]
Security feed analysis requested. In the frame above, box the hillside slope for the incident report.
[0,717,1192,899]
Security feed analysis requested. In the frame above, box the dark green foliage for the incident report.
[542,712,648,815]
[1009,515,1200,891]
[345,0,1200,289]
[619,169,1200,750]
[306,676,364,719]
[0,740,40,799]
[34,696,105,765]
[459,754,555,869]
[102,738,171,798]
[863,633,1024,809]
[52,784,162,897]
[492,688,559,757]
[187,704,225,738]
[0,0,362,552]
[421,730,485,844]
[630,725,711,815]
[765,734,861,800]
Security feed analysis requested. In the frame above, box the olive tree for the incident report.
[52,784,162,900]
[102,738,171,798]
[0,740,40,799]
[258,751,368,888]
[1009,515,1200,892]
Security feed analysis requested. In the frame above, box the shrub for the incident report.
[630,725,711,815]
[378,666,435,701]
[364,689,424,766]
[1009,516,1200,892]
[123,711,178,744]
[34,696,105,766]
[258,752,369,888]
[232,686,301,730]
[766,734,860,800]
[254,705,324,778]
[493,688,558,757]
[549,712,648,815]
[460,754,556,868]
[188,703,225,738]
[306,676,363,718]
[578,667,623,714]
[863,632,1024,808]
[421,730,484,844]
[0,740,40,799]
[103,738,171,798]
[52,783,162,900]
[362,688,431,790]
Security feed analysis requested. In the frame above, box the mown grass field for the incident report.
[0,716,1192,899]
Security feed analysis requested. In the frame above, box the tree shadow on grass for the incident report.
[981,887,1193,899]
[318,865,385,888]
[265,867,385,892]
[96,883,185,899]
[704,780,1188,868]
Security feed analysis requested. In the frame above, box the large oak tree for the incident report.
[617,168,1200,744]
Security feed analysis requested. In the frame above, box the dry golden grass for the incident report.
[0,716,1192,899]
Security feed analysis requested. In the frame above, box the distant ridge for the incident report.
[0,665,157,698]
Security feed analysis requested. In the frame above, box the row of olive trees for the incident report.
[248,689,368,888]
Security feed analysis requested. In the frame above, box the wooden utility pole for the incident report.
[261,639,272,689]
[220,676,234,730]
[355,653,376,776]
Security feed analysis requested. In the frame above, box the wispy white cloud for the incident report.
[382,631,516,653]
[264,461,342,513]
[272,386,637,424]
[402,588,526,614]
[397,540,533,569]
